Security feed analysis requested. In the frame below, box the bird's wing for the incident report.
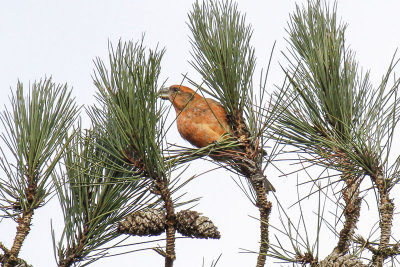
[191,98,231,134]
[177,118,225,148]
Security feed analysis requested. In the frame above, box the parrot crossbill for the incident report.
[160,85,275,192]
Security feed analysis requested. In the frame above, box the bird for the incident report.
[159,84,275,192]
[159,85,231,148]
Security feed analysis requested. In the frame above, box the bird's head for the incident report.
[159,85,201,111]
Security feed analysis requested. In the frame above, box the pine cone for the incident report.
[320,252,366,267]
[118,209,166,236]
[176,210,220,239]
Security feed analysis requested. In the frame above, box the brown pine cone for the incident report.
[118,209,166,236]
[320,252,366,267]
[175,210,220,239]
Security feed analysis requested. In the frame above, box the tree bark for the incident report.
[2,210,33,267]
[157,181,176,267]
[251,171,272,267]
[334,175,361,254]
[371,173,394,267]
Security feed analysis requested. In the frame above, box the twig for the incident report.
[0,242,9,254]
[295,251,318,267]
[2,200,35,266]
[370,171,395,267]
[251,176,272,267]
[354,235,378,254]
[334,173,362,254]
[128,152,178,267]
[58,226,89,267]
[154,180,176,267]
[231,111,274,267]
[355,235,400,259]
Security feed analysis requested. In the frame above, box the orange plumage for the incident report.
[160,84,275,192]
[159,85,231,148]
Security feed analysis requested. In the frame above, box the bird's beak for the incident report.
[158,87,170,100]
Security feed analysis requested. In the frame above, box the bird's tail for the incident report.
[263,178,275,193]
[250,168,275,193]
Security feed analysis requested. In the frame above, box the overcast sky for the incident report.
[1,1,400,266]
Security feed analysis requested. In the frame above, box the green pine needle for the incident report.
[90,38,167,178]
[275,0,400,182]
[188,0,256,124]
[0,78,78,215]
[53,129,157,265]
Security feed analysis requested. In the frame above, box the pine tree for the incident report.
[1,1,400,267]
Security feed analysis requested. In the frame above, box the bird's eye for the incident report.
[171,87,180,93]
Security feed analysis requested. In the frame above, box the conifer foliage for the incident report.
[1,1,400,267]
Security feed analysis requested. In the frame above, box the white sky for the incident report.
[1,1,400,266]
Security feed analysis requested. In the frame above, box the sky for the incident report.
[1,1,400,266]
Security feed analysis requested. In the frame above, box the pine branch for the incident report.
[6,210,33,267]
[54,39,173,266]
[84,38,193,267]
[370,170,395,267]
[354,235,400,260]
[334,173,361,254]
[188,1,278,266]
[0,78,78,266]
[54,129,156,266]
[156,180,176,266]
[275,1,400,265]
[188,0,255,121]
[251,178,272,267]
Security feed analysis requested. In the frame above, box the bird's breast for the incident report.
[176,99,230,148]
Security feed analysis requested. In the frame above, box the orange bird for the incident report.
[160,84,275,192]
[159,85,231,148]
